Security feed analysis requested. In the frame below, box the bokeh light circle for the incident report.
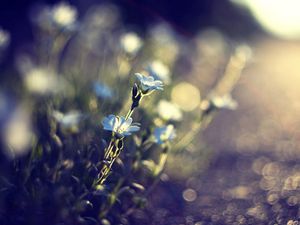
[171,82,200,111]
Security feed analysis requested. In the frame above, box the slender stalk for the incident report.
[99,177,125,219]
[103,138,115,159]
[173,113,214,151]
[94,141,119,186]
[124,144,170,217]
[153,152,168,177]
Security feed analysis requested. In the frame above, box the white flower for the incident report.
[24,68,56,93]
[23,67,66,94]
[32,2,77,31]
[120,32,143,55]
[0,28,10,49]
[4,107,33,158]
[102,114,140,138]
[51,2,77,28]
[154,124,176,145]
[53,110,83,129]
[135,73,164,94]
[157,100,182,121]
[210,94,238,110]
[146,60,171,84]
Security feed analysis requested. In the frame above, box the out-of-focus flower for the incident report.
[24,67,56,93]
[53,110,83,129]
[0,92,15,128]
[3,107,33,158]
[102,114,140,138]
[51,2,77,28]
[201,94,238,112]
[23,67,66,95]
[120,32,143,55]
[146,60,171,84]
[93,82,113,99]
[154,124,176,145]
[135,73,163,95]
[157,100,182,121]
[78,4,119,52]
[0,28,10,49]
[33,2,77,31]
[85,4,119,30]
[196,29,226,58]
[211,94,238,110]
[149,24,179,65]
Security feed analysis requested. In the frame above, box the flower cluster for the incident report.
[97,72,168,185]
[0,2,247,225]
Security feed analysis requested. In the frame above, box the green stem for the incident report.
[173,113,213,151]
[99,177,125,219]
[125,108,134,120]
[103,138,115,159]
[94,138,124,187]
[124,144,170,217]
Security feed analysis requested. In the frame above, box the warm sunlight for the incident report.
[233,0,300,39]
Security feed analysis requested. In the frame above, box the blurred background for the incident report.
[1,0,300,224]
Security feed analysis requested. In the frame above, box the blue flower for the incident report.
[146,60,171,84]
[135,73,163,94]
[102,114,140,138]
[154,124,176,145]
[93,82,113,99]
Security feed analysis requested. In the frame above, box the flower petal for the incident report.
[128,125,140,132]
[124,117,133,127]
[102,114,115,130]
[135,73,143,81]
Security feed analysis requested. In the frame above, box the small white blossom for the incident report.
[120,32,143,55]
[157,100,182,121]
[24,68,56,93]
[201,94,238,111]
[53,110,83,129]
[51,2,77,28]
[210,94,238,110]
[146,60,171,84]
[34,2,77,31]
[154,124,176,145]
[0,28,10,49]
[102,114,140,138]
[4,107,33,158]
[135,73,164,94]
[23,67,66,94]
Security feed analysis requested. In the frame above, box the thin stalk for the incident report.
[99,177,125,219]
[124,144,170,217]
